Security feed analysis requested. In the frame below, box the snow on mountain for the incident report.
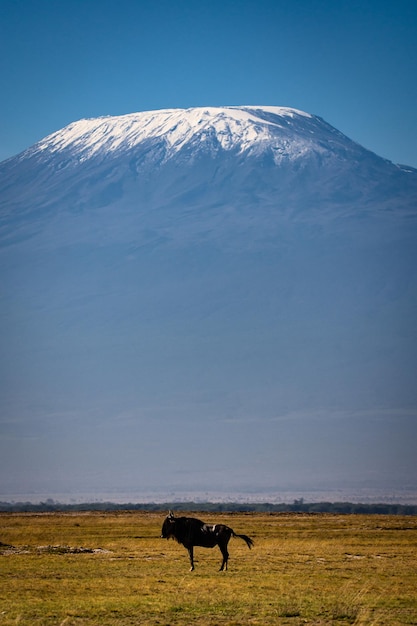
[0,106,416,499]
[1,105,417,249]
[27,106,317,161]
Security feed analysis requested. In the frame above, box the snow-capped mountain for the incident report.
[32,106,316,158]
[1,105,417,247]
[0,106,416,499]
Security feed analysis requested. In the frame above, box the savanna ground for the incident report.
[0,511,416,625]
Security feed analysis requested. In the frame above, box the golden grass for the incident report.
[1,511,416,624]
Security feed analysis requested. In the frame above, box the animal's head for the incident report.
[161,510,176,539]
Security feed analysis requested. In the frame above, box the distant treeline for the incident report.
[1,500,416,515]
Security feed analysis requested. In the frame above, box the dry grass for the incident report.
[1,511,416,624]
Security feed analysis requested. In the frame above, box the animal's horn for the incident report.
[168,510,174,518]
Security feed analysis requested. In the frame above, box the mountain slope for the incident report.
[1,106,416,247]
[0,106,416,499]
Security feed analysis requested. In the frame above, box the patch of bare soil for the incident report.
[0,541,111,555]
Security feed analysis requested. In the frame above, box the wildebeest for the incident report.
[161,510,254,571]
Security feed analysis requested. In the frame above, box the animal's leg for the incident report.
[219,545,229,571]
[188,546,195,571]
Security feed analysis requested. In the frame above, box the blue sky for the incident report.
[1,0,417,167]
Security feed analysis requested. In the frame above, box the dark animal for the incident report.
[161,510,254,571]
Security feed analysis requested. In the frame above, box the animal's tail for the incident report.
[232,531,254,549]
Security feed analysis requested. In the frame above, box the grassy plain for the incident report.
[0,511,416,625]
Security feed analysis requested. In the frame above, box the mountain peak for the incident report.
[2,104,417,242]
[31,105,318,162]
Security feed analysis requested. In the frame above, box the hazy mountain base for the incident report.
[2,486,417,504]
